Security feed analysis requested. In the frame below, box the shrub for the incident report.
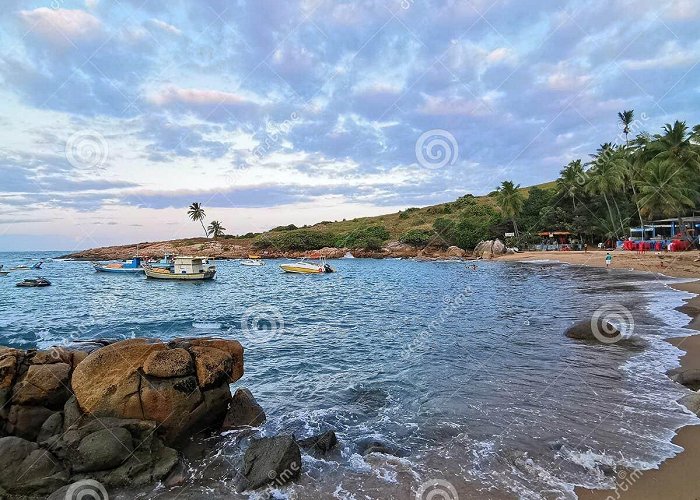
[433,205,500,249]
[339,225,390,249]
[271,224,298,232]
[399,229,433,247]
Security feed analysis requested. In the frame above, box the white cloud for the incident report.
[621,41,700,70]
[145,86,260,107]
[147,19,182,36]
[19,8,102,46]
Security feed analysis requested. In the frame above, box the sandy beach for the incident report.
[500,251,700,499]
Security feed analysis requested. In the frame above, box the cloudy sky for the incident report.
[1,0,699,250]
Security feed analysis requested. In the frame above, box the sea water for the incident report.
[0,252,697,499]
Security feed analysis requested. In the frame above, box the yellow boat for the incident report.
[144,256,216,281]
[279,255,334,274]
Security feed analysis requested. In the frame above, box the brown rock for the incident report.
[143,348,194,378]
[187,339,244,382]
[140,375,202,441]
[446,246,466,258]
[71,351,89,368]
[222,388,266,429]
[72,339,166,419]
[0,355,17,391]
[6,405,56,441]
[32,348,72,365]
[189,346,232,388]
[12,362,71,409]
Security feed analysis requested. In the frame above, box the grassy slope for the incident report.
[250,181,551,242]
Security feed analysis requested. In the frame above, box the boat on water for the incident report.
[93,256,144,273]
[280,254,334,274]
[342,251,355,259]
[144,256,216,281]
[0,265,8,276]
[147,254,173,269]
[241,255,265,267]
[16,277,51,287]
[10,261,43,271]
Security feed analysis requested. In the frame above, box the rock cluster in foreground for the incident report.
[0,337,297,497]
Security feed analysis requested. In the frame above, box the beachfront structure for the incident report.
[534,231,579,251]
[629,216,700,241]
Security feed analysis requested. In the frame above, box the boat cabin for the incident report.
[173,256,209,274]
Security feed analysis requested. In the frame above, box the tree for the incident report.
[617,110,634,145]
[637,159,698,219]
[495,180,524,237]
[207,220,226,238]
[187,202,208,237]
[586,143,625,237]
[556,159,585,210]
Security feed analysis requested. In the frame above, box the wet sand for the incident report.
[499,251,700,499]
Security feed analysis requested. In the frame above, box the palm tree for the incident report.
[617,110,634,145]
[649,121,700,172]
[637,159,698,219]
[207,220,226,238]
[586,143,625,237]
[495,180,524,237]
[556,159,585,209]
[187,202,208,237]
[614,145,645,231]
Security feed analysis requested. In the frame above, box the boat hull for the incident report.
[94,266,144,273]
[279,263,324,274]
[144,267,216,280]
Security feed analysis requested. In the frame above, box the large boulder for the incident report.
[243,436,301,490]
[0,436,68,495]
[6,405,56,441]
[492,239,506,255]
[12,362,71,409]
[222,388,266,429]
[473,240,493,259]
[71,338,243,442]
[446,246,466,258]
[564,319,621,342]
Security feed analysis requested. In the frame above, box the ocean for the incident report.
[0,252,697,499]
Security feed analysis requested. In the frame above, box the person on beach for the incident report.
[583,243,588,253]
[605,252,612,269]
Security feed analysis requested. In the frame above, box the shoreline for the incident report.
[497,251,700,499]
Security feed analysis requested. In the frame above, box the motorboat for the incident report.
[147,254,173,269]
[144,256,216,281]
[94,256,144,273]
[342,252,355,259]
[280,254,334,274]
[9,261,43,271]
[0,265,8,276]
[16,277,51,287]
[241,255,265,266]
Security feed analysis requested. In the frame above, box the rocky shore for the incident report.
[0,337,321,498]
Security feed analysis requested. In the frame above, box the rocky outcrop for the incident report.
[0,337,250,497]
[222,388,266,429]
[71,338,243,443]
[473,239,507,259]
[297,430,338,454]
[564,319,621,341]
[446,246,466,258]
[243,436,301,490]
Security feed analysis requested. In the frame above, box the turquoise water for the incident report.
[0,252,696,498]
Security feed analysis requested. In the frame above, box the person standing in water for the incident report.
[605,252,612,269]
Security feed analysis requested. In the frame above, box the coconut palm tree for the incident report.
[187,202,208,237]
[617,110,634,146]
[649,121,700,172]
[586,143,625,237]
[495,180,524,237]
[637,159,698,219]
[207,220,226,238]
[556,159,585,209]
[614,145,645,230]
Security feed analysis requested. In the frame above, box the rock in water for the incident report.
[243,436,301,490]
[0,436,68,495]
[564,319,621,341]
[222,388,266,429]
[297,430,338,454]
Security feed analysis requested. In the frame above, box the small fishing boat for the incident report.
[9,261,43,271]
[16,277,51,287]
[147,254,173,269]
[144,256,216,281]
[280,254,334,274]
[342,251,355,259]
[241,255,264,267]
[0,265,8,276]
[94,256,144,273]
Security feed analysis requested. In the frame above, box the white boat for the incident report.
[342,252,355,259]
[144,256,216,281]
[280,254,334,274]
[241,259,265,267]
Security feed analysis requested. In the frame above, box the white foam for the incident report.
[192,321,222,329]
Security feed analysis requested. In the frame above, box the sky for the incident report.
[1,0,699,251]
